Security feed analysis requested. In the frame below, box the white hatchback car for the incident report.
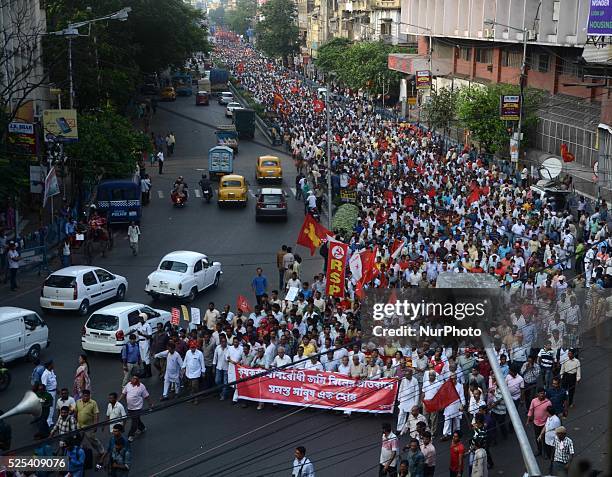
[225,102,242,117]
[40,266,128,316]
[81,302,170,354]
[145,251,222,302]
[218,91,233,105]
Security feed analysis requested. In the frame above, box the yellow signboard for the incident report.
[407,97,417,106]
[43,109,78,143]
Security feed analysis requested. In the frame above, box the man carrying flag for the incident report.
[296,214,331,255]
[426,373,465,440]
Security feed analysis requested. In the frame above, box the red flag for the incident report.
[354,247,379,298]
[297,214,332,255]
[273,92,284,108]
[266,63,274,71]
[390,239,404,260]
[561,143,575,163]
[237,295,252,313]
[313,99,324,113]
[423,379,460,413]
[171,307,180,326]
[467,188,480,206]
[237,62,244,74]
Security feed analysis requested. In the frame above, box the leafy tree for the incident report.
[315,38,351,73]
[456,83,542,154]
[337,42,402,93]
[209,6,226,27]
[226,0,257,36]
[423,87,459,133]
[255,0,299,64]
[64,108,150,189]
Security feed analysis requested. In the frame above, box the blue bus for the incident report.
[95,179,141,224]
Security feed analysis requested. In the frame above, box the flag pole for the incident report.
[325,84,332,230]
[482,333,542,476]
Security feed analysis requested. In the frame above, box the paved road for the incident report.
[0,97,608,476]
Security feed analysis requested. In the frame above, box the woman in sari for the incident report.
[72,354,91,400]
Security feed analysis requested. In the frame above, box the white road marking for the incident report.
[290,187,297,197]
[195,168,206,171]
[157,190,164,199]
[194,189,202,198]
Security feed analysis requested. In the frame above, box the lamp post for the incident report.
[325,85,332,229]
[49,7,132,109]
[485,18,528,163]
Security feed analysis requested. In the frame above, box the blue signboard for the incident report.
[587,0,612,36]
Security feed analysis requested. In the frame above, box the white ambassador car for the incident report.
[145,251,222,302]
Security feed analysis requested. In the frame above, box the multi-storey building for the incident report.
[390,0,611,199]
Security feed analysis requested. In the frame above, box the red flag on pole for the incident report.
[237,62,244,74]
[171,308,180,326]
[237,295,252,313]
[296,214,332,255]
[313,99,324,113]
[423,379,460,413]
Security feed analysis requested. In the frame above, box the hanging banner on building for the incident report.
[325,241,348,298]
[43,109,78,143]
[587,1,612,36]
[510,138,519,162]
[499,95,521,121]
[235,366,398,413]
[43,167,59,207]
[8,122,37,157]
[415,70,432,90]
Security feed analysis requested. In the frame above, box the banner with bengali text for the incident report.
[235,365,398,413]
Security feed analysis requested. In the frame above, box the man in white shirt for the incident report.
[396,368,420,433]
[204,302,221,330]
[41,361,58,426]
[273,346,292,368]
[213,336,230,400]
[181,340,205,403]
[106,392,126,433]
[226,337,245,404]
[155,342,183,401]
[304,355,324,371]
[56,388,76,415]
[264,335,277,369]
[292,446,315,477]
[421,371,441,436]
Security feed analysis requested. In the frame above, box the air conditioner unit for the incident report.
[527,29,537,41]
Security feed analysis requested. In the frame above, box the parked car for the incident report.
[196,91,210,106]
[145,251,222,302]
[225,102,243,117]
[217,174,248,207]
[218,92,233,105]
[255,155,282,182]
[255,188,288,221]
[40,266,128,316]
[81,302,170,354]
[0,307,49,362]
[160,87,177,101]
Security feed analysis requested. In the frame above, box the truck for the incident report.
[210,68,229,93]
[208,146,234,180]
[215,124,239,153]
[172,72,193,96]
[233,108,256,139]
[197,78,211,94]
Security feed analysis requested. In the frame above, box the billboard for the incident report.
[499,95,521,121]
[7,122,37,157]
[587,1,612,36]
[43,109,78,143]
[415,70,432,90]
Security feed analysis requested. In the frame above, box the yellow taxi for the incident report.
[255,155,282,182]
[217,174,248,207]
[160,87,177,101]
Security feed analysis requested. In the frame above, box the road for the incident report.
[0,96,608,476]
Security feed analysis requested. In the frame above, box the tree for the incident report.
[423,87,459,133]
[209,6,226,27]
[456,83,542,154]
[226,0,257,36]
[337,42,402,93]
[255,0,299,64]
[315,38,351,73]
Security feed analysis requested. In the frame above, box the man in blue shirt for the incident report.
[251,267,268,306]
[546,377,568,417]
[121,334,141,387]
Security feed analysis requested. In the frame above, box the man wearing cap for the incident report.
[181,340,204,403]
[551,426,574,476]
[7,241,20,291]
[41,360,58,427]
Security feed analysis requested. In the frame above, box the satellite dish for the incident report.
[539,157,563,180]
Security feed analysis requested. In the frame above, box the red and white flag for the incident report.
[237,295,252,313]
[423,379,460,413]
[350,247,378,298]
[390,238,405,261]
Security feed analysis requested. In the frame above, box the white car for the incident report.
[218,91,233,105]
[225,102,243,117]
[81,302,170,354]
[40,266,128,316]
[145,251,222,302]
[0,307,49,362]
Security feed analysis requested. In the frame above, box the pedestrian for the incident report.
[75,389,105,455]
[291,446,315,477]
[127,222,141,256]
[56,388,76,415]
[136,314,153,378]
[420,431,436,476]
[538,405,561,471]
[121,334,141,388]
[155,341,183,401]
[109,437,131,476]
[379,422,398,477]
[213,335,230,400]
[551,426,574,476]
[157,150,164,174]
[34,383,53,439]
[470,438,488,477]
[0,229,7,282]
[61,237,71,268]
[140,175,151,205]
[559,349,580,407]
[201,330,215,389]
[442,374,465,440]
[396,368,419,433]
[65,435,86,477]
[276,244,287,290]
[106,392,127,434]
[166,132,176,155]
[7,240,20,290]
[181,340,205,404]
[526,388,552,456]
[50,405,77,449]
[73,354,91,400]
[404,438,425,477]
[421,371,440,436]
[98,423,129,470]
[251,267,267,306]
[41,360,58,427]
[31,357,45,389]
[449,430,465,477]
[120,375,153,442]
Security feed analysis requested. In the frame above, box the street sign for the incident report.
[500,95,520,121]
[415,70,431,90]
[408,97,417,106]
[587,1,612,36]
[8,122,37,157]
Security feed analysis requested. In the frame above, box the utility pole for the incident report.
[325,86,332,230]
[68,38,74,109]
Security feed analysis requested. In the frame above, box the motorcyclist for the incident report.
[199,174,212,195]
[172,176,188,200]
[306,190,317,215]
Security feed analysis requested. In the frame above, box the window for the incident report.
[194,260,203,273]
[139,307,159,319]
[501,49,523,68]
[45,275,75,288]
[24,313,43,330]
[127,310,142,327]
[86,314,119,331]
[202,258,209,268]
[561,59,579,77]
[83,272,98,286]
[95,269,115,283]
[159,261,188,273]
[475,48,493,64]
[458,47,471,61]
[380,21,391,36]
[538,54,549,72]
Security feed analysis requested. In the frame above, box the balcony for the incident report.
[373,0,400,9]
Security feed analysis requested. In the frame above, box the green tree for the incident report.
[336,42,402,93]
[315,38,351,73]
[209,6,226,27]
[423,87,459,133]
[255,0,299,64]
[64,108,150,190]
[456,84,542,154]
[226,0,257,36]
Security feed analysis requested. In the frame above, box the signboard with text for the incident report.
[8,122,37,157]
[43,109,78,143]
[587,0,612,36]
[325,241,348,298]
[499,95,521,121]
[415,70,432,90]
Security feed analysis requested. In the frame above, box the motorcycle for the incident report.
[171,191,188,207]
[0,359,11,392]
[199,181,213,204]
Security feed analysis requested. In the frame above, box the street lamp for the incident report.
[49,7,132,109]
[484,18,528,163]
